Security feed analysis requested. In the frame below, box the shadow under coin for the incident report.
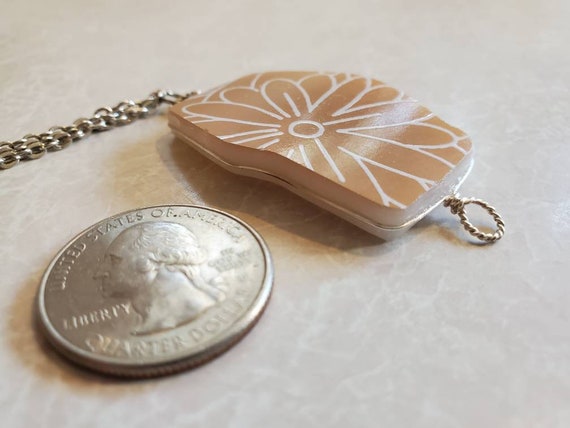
[156,135,409,256]
[6,269,165,392]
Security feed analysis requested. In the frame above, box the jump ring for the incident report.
[443,196,505,243]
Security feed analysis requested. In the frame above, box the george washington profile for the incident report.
[94,221,225,335]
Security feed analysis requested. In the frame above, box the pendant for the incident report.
[168,71,488,240]
[36,205,273,377]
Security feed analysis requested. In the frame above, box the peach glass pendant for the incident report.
[168,71,503,242]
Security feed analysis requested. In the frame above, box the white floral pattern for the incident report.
[179,72,472,209]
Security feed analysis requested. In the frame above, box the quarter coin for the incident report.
[36,205,273,377]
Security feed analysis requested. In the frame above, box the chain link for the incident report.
[0,90,197,170]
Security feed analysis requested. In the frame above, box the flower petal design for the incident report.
[171,71,473,209]
[326,102,431,128]
[299,73,336,105]
[184,121,278,143]
[312,77,370,117]
[334,85,404,116]
[341,134,452,180]
[261,79,311,118]
[219,87,283,120]
[182,102,280,128]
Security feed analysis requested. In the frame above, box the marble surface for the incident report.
[1,0,569,427]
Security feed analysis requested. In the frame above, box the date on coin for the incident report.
[36,205,273,377]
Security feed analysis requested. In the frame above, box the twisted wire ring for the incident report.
[443,196,505,243]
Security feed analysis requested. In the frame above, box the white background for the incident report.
[1,1,569,427]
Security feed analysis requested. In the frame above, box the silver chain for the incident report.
[0,89,197,170]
